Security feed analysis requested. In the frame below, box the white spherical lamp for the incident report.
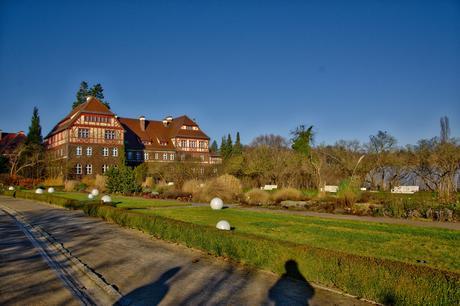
[8,186,14,191]
[35,188,44,194]
[216,220,231,231]
[101,195,112,203]
[88,194,94,200]
[210,197,224,210]
[47,187,55,193]
[91,189,99,196]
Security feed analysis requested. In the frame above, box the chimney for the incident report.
[86,96,93,102]
[139,116,146,131]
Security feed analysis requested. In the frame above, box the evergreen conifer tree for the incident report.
[233,132,243,155]
[210,140,218,153]
[72,81,110,109]
[27,107,43,145]
[220,136,228,157]
[72,81,89,109]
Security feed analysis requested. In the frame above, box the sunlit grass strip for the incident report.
[3,190,459,305]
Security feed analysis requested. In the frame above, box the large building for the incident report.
[44,97,220,178]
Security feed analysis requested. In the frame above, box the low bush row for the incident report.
[2,190,459,305]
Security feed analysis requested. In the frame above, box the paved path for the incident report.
[0,209,79,306]
[0,196,370,305]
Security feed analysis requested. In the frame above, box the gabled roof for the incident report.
[118,115,209,151]
[45,97,114,139]
[0,131,27,154]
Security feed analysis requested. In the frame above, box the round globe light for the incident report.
[101,195,112,203]
[35,188,44,194]
[210,197,224,210]
[91,189,99,196]
[8,186,14,191]
[216,220,231,231]
[88,194,94,200]
[47,187,55,193]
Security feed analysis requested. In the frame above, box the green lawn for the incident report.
[134,206,460,272]
[51,191,189,208]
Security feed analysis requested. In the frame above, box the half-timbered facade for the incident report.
[44,97,221,178]
[44,97,124,178]
[119,115,217,166]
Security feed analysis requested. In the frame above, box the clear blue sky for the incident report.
[1,0,459,146]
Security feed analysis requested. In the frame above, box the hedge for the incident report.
[2,190,459,305]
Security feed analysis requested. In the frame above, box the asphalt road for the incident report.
[0,209,79,306]
[0,196,372,306]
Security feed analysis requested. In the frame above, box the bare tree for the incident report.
[366,131,397,190]
[250,134,289,149]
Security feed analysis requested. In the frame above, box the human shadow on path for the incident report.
[116,266,181,306]
[268,260,315,306]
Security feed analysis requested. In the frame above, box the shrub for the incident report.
[196,175,242,203]
[76,182,88,192]
[82,176,95,187]
[64,180,78,192]
[43,175,64,187]
[105,166,141,195]
[156,182,174,194]
[182,179,203,195]
[244,188,271,206]
[134,163,148,185]
[95,175,107,192]
[143,177,154,189]
[337,179,361,207]
[272,188,302,203]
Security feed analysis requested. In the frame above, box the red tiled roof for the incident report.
[45,97,114,138]
[118,115,209,151]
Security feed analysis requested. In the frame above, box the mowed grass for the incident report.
[134,206,460,272]
[50,191,189,208]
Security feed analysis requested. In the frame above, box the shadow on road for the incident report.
[268,260,315,305]
[117,266,181,306]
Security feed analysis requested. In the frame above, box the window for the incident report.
[76,146,82,156]
[190,140,196,148]
[200,155,205,161]
[144,152,149,160]
[103,147,109,156]
[155,153,159,160]
[105,130,116,140]
[76,164,82,174]
[136,152,141,160]
[199,141,206,149]
[112,148,118,157]
[78,128,89,138]
[127,151,133,160]
[163,153,168,160]
[86,164,92,175]
[102,164,109,173]
[86,147,92,156]
[180,140,187,148]
[169,153,174,160]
